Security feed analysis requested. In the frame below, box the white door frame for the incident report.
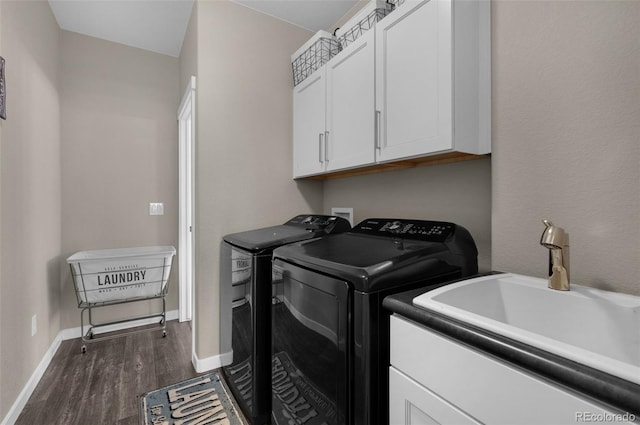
[178,76,196,324]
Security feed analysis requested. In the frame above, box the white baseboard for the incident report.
[192,350,233,373]
[1,309,179,425]
[1,333,63,425]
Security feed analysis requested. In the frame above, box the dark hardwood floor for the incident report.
[16,320,203,425]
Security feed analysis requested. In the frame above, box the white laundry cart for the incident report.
[67,245,176,353]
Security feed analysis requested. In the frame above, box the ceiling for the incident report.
[48,0,358,58]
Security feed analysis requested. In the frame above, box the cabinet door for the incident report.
[325,30,376,172]
[376,0,453,162]
[293,68,327,178]
[389,367,480,425]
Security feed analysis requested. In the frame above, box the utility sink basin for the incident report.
[413,273,640,385]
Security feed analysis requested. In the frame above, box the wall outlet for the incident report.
[31,314,37,336]
[149,202,164,216]
[331,207,354,226]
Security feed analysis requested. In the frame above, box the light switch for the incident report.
[149,202,164,216]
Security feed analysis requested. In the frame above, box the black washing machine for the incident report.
[270,218,478,425]
[220,214,351,425]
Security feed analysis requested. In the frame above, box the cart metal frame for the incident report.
[78,291,168,353]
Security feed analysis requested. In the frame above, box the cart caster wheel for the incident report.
[81,345,87,354]
[162,331,167,338]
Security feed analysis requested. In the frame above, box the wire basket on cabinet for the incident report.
[291,30,341,87]
[335,1,396,49]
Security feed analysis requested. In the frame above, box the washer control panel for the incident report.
[352,218,455,242]
[285,214,352,233]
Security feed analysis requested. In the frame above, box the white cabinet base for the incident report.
[390,367,480,425]
[390,315,634,424]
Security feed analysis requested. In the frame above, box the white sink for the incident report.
[413,273,640,385]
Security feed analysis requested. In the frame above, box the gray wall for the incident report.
[0,0,2,410]
[190,0,322,360]
[0,0,61,417]
[323,159,492,272]
[327,0,639,296]
[492,0,640,295]
[179,1,197,99]
[60,31,180,327]
[0,4,181,417]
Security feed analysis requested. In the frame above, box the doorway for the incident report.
[178,76,196,327]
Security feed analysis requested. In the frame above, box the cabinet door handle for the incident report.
[375,110,381,150]
[319,133,324,163]
[324,131,329,162]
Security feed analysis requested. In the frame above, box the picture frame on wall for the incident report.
[0,56,5,120]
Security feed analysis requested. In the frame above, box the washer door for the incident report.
[272,259,350,425]
[220,243,257,420]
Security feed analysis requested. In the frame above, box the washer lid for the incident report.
[224,225,318,253]
[223,215,351,253]
[288,233,447,267]
[272,218,478,292]
[273,233,456,292]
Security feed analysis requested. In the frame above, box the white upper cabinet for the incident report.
[376,0,491,163]
[326,30,376,172]
[293,31,376,178]
[292,0,491,178]
[293,68,327,178]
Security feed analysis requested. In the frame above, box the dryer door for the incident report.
[272,259,351,425]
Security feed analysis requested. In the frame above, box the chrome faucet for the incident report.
[540,220,570,291]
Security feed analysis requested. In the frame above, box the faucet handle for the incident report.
[540,219,570,290]
[540,219,566,249]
